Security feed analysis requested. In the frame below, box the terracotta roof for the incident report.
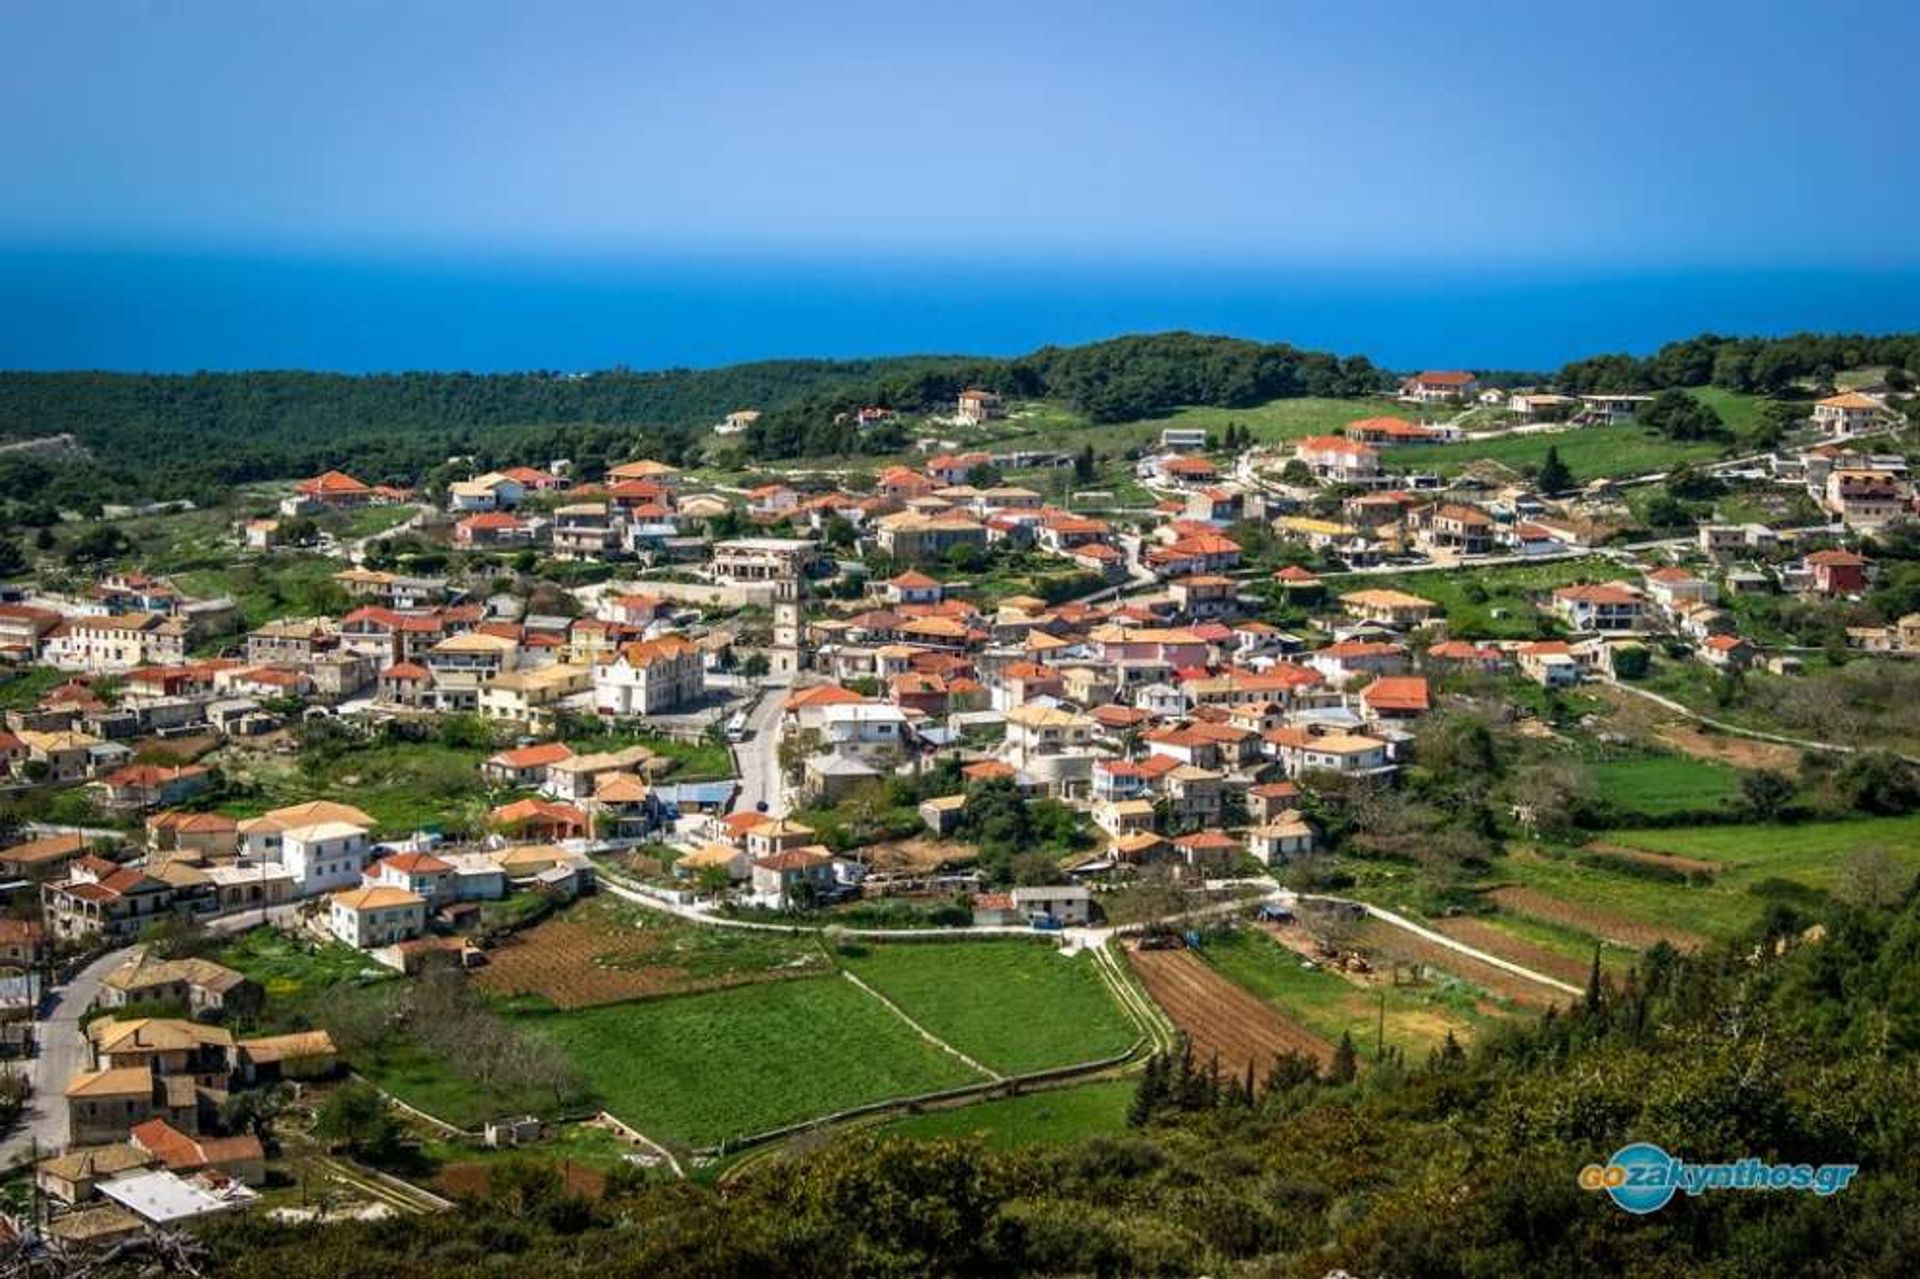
[1360,676,1432,712]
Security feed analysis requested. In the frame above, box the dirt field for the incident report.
[1127,946,1334,1075]
[1591,683,1802,772]
[436,1160,607,1202]
[1655,723,1801,772]
[1487,886,1707,952]
[1429,916,1593,989]
[473,907,823,1009]
[862,836,979,875]
[1353,919,1563,1011]
[1583,841,1721,876]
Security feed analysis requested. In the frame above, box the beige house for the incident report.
[1341,588,1438,628]
[327,886,427,949]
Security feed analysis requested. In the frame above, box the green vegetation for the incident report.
[215,737,496,834]
[517,977,986,1148]
[866,1081,1133,1150]
[1597,813,1920,887]
[1324,556,1621,638]
[174,553,348,628]
[1590,753,1746,819]
[0,665,66,710]
[216,929,390,1003]
[188,884,1920,1275]
[1201,928,1491,1058]
[1390,420,1727,480]
[837,941,1138,1074]
[1493,814,1920,939]
[989,395,1412,459]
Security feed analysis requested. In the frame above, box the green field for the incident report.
[988,396,1421,458]
[1326,556,1622,638]
[1591,754,1747,818]
[517,977,986,1149]
[838,941,1138,1075]
[1495,816,1920,941]
[1391,422,1725,481]
[1201,929,1490,1059]
[319,504,421,541]
[866,1081,1133,1150]
[215,739,495,834]
[174,553,349,629]
[1599,814,1920,886]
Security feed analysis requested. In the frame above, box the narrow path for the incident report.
[1297,895,1582,998]
[1089,943,1177,1055]
[1601,677,1920,765]
[840,971,1002,1081]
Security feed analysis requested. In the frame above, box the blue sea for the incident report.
[4,249,1920,374]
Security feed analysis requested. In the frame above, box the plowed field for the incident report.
[1127,946,1333,1076]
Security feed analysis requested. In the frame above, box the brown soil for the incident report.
[472,908,820,1009]
[1127,945,1334,1074]
[1352,919,1563,1010]
[1430,916,1592,988]
[1583,841,1721,875]
[861,836,980,874]
[1655,723,1801,773]
[436,1160,607,1202]
[1487,886,1707,952]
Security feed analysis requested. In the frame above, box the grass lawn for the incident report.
[1688,387,1767,440]
[319,504,420,541]
[1598,815,1920,888]
[516,976,987,1149]
[1201,929,1490,1060]
[837,941,1139,1075]
[1325,555,1621,638]
[1392,422,1726,481]
[1592,754,1747,819]
[1494,817,1920,941]
[866,1081,1133,1150]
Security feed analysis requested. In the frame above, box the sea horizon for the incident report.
[6,248,1920,376]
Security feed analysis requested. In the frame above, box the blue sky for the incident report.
[5,0,1916,266]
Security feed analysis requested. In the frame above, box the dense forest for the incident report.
[0,357,959,507]
[3,331,1918,511]
[1557,333,1920,396]
[742,332,1390,457]
[165,882,1920,1277]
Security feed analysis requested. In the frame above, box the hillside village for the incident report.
[2,356,1919,1248]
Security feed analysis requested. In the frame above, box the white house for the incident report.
[279,822,372,897]
[328,886,427,949]
[816,702,912,758]
[1011,884,1092,925]
[592,635,704,717]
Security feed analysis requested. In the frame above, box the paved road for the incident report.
[730,681,791,817]
[0,946,130,1166]
[0,908,293,1168]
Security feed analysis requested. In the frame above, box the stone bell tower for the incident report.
[771,576,806,678]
